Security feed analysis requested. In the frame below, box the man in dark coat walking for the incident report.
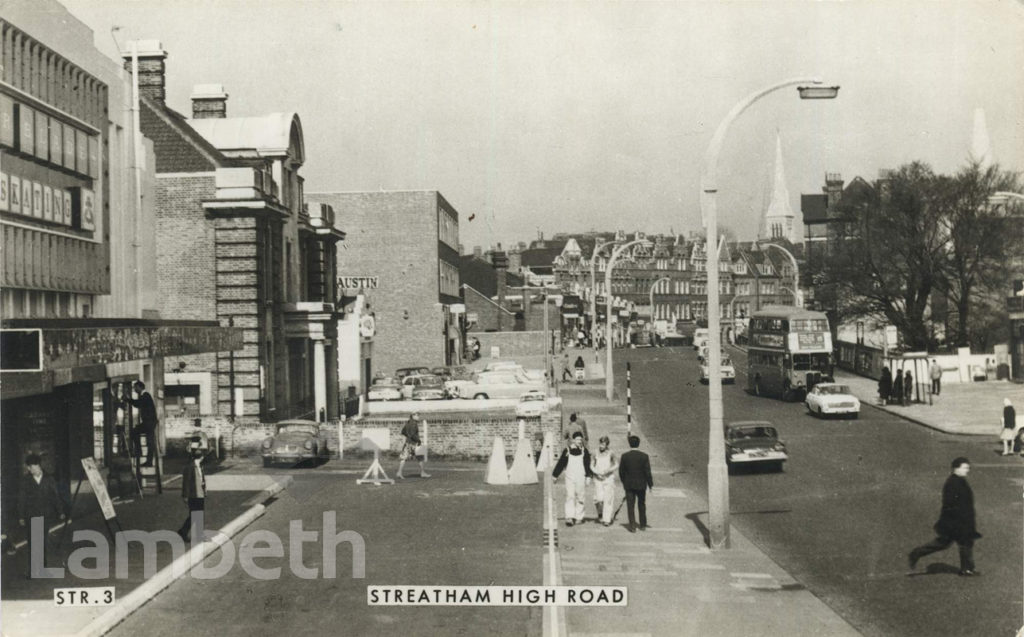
[618,435,654,532]
[18,453,66,577]
[178,446,207,542]
[124,381,158,466]
[908,457,982,576]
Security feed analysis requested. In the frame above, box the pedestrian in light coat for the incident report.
[590,436,619,526]
[878,367,893,405]
[929,359,942,396]
[908,457,981,576]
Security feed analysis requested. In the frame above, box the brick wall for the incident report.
[163,408,562,459]
[156,175,223,399]
[305,191,457,375]
[470,331,559,358]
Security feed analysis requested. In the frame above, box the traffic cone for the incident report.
[508,438,539,484]
[535,431,554,472]
[485,436,510,485]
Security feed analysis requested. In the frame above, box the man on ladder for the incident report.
[123,381,158,467]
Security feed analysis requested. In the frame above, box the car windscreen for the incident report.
[278,424,317,435]
[819,385,850,395]
[728,426,777,440]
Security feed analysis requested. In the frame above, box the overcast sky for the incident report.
[62,0,1024,251]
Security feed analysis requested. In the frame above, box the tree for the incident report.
[935,163,1023,349]
[823,162,948,350]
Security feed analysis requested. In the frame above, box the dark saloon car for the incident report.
[261,420,330,467]
[724,421,788,472]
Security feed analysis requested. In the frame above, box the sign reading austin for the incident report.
[338,276,379,290]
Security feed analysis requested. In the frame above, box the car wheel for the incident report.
[818,406,824,417]
[474,393,489,400]
[262,458,272,468]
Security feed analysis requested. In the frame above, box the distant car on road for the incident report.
[367,377,402,401]
[699,355,736,384]
[725,421,787,472]
[693,328,709,351]
[411,375,447,400]
[261,420,330,468]
[804,383,860,419]
[515,389,549,417]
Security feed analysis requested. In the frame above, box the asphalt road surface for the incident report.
[619,345,1024,637]
[109,466,543,637]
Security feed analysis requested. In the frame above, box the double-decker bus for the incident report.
[746,306,833,400]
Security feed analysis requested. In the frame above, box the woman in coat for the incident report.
[903,370,914,404]
[878,367,893,405]
[891,369,904,406]
[1001,398,1017,455]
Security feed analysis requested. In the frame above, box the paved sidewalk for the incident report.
[0,459,283,637]
[551,384,859,637]
[833,369,1023,436]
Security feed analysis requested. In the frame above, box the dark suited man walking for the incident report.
[618,435,653,532]
[18,453,66,577]
[908,457,982,576]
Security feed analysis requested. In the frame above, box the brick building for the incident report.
[305,191,463,378]
[124,41,343,423]
[1,3,240,518]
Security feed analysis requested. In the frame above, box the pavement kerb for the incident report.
[74,477,290,637]
[541,459,568,637]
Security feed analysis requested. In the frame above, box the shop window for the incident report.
[164,384,201,418]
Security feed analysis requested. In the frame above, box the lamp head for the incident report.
[798,85,840,99]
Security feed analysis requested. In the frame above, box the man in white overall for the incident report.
[552,432,594,526]
[591,436,619,526]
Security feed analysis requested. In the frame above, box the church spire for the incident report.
[970,107,992,169]
[761,131,796,244]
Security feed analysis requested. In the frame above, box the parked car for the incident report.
[724,421,787,472]
[367,377,402,402]
[411,375,447,400]
[395,366,431,380]
[805,383,860,419]
[461,371,545,400]
[401,374,443,399]
[261,420,330,467]
[699,355,736,384]
[483,361,547,381]
[515,389,549,417]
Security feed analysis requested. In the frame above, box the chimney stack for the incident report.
[121,40,168,102]
[191,84,228,119]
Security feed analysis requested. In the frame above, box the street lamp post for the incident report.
[648,276,670,340]
[701,77,838,549]
[590,240,619,352]
[763,243,802,307]
[605,239,651,400]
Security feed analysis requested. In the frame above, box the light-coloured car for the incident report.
[483,361,546,381]
[411,375,447,400]
[401,374,443,400]
[461,372,545,400]
[693,328,709,351]
[725,421,787,472]
[515,390,549,417]
[699,355,736,384]
[367,377,402,401]
[261,420,330,467]
[805,383,861,419]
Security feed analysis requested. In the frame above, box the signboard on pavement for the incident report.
[80,457,117,521]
